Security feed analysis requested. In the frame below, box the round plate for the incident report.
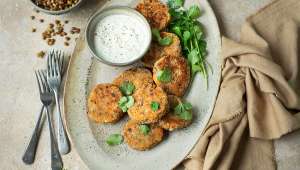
[64,0,221,169]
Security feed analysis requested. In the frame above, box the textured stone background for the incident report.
[0,0,299,169]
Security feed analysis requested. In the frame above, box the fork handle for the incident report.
[45,106,64,170]
[22,106,45,164]
[54,91,70,155]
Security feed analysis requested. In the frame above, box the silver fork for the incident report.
[35,70,63,170]
[22,50,67,164]
[47,50,70,155]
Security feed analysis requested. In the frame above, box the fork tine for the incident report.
[55,55,60,76]
[35,71,42,94]
[47,52,52,77]
[60,53,65,75]
[37,70,45,92]
[50,52,54,77]
[41,70,50,92]
[39,70,48,92]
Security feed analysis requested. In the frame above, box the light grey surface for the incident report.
[0,0,299,170]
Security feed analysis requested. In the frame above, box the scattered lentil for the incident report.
[31,16,35,20]
[64,42,69,46]
[65,36,70,41]
[32,28,37,32]
[39,19,44,23]
[37,51,45,58]
[47,38,55,46]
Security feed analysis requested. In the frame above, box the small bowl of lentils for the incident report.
[30,0,84,15]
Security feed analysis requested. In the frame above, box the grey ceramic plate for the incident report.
[64,0,221,170]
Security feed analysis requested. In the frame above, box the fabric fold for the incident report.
[183,0,300,169]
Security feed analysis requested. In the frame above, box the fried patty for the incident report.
[128,84,168,123]
[142,32,182,68]
[88,84,124,123]
[153,55,190,96]
[136,0,170,30]
[123,120,164,151]
[113,67,154,93]
[159,95,192,131]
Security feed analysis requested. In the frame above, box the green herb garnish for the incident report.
[187,5,201,19]
[120,81,135,95]
[152,28,173,46]
[118,96,134,112]
[139,124,151,135]
[168,1,208,86]
[167,0,184,9]
[150,101,160,111]
[106,134,123,146]
[174,102,193,120]
[156,68,172,83]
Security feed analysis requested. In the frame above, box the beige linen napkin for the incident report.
[183,0,300,169]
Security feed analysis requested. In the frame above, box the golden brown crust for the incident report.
[123,120,164,151]
[142,32,182,68]
[88,84,124,123]
[128,84,168,123]
[159,95,192,131]
[112,67,154,93]
[136,0,171,30]
[153,55,190,96]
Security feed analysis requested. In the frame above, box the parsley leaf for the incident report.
[156,68,172,83]
[118,96,134,112]
[126,96,134,108]
[106,134,123,146]
[120,81,135,95]
[187,5,201,19]
[139,124,151,135]
[167,0,184,9]
[152,28,173,46]
[159,37,173,46]
[178,110,192,120]
[174,102,193,121]
[150,101,160,111]
[152,28,161,41]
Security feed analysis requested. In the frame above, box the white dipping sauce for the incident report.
[94,14,148,64]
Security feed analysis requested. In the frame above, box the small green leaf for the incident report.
[118,96,134,112]
[159,37,173,46]
[151,101,160,111]
[174,103,185,115]
[106,134,123,146]
[126,96,134,108]
[191,64,203,77]
[139,124,151,135]
[120,81,135,95]
[167,0,184,9]
[183,31,191,42]
[152,28,161,42]
[178,110,192,120]
[174,102,193,120]
[188,5,201,19]
[188,49,199,65]
[183,30,191,48]
[183,102,193,110]
[171,26,182,38]
[193,25,203,40]
[156,68,172,83]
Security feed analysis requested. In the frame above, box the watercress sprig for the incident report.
[167,0,208,86]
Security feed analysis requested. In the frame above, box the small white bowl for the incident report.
[85,6,152,66]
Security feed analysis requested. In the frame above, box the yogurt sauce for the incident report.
[94,14,149,64]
